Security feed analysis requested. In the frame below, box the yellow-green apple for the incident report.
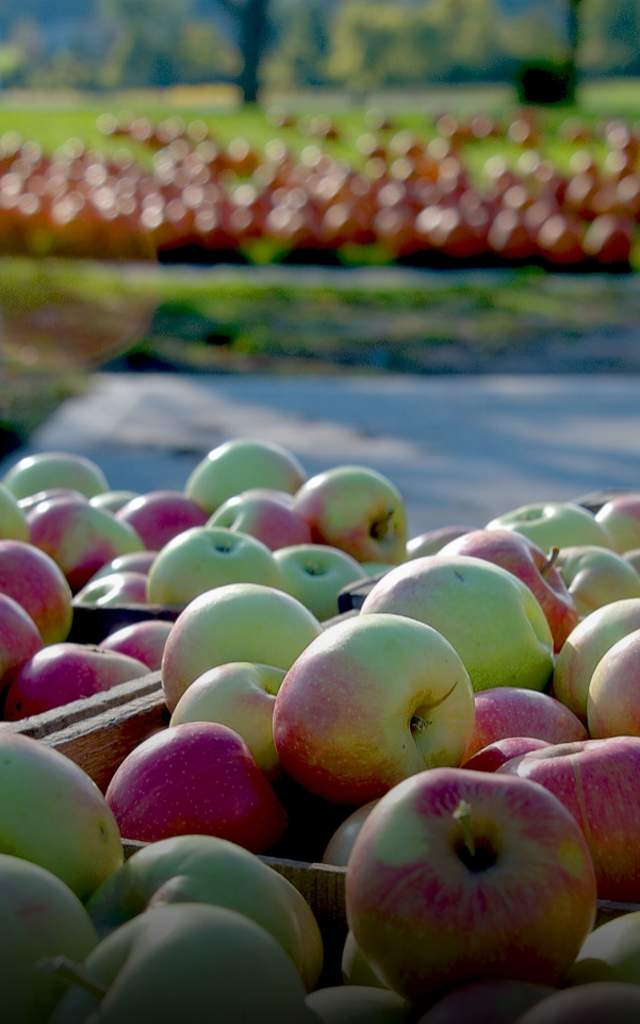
[360,562,396,577]
[186,439,306,515]
[27,497,144,591]
[49,904,317,1024]
[90,490,138,514]
[439,528,578,652]
[418,980,556,1024]
[306,986,411,1023]
[161,583,321,712]
[463,688,587,761]
[209,492,312,551]
[146,526,282,606]
[487,502,613,551]
[18,488,87,514]
[273,614,475,804]
[406,527,472,559]
[624,548,640,572]
[0,483,28,540]
[515,984,640,1024]
[342,932,388,990]
[568,910,640,986]
[462,737,550,773]
[294,466,407,565]
[170,662,285,777]
[588,629,640,737]
[3,643,148,719]
[105,722,287,852]
[75,571,149,607]
[0,539,73,643]
[553,598,640,720]
[596,495,640,553]
[3,451,108,499]
[498,736,640,900]
[0,854,98,1024]
[86,834,323,990]
[556,545,640,616]
[116,491,208,550]
[0,732,122,899]
[360,556,554,693]
[91,551,157,580]
[100,620,173,671]
[0,594,42,692]
[275,544,366,620]
[346,768,596,1003]
[323,802,377,866]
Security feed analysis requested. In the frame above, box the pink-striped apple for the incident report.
[463,688,587,760]
[462,737,550,773]
[0,483,28,540]
[273,614,475,804]
[487,502,613,551]
[75,571,149,608]
[588,629,640,737]
[294,466,407,565]
[440,528,578,652]
[3,452,108,499]
[406,527,472,559]
[100,620,172,671]
[0,540,73,643]
[106,722,287,852]
[209,493,311,551]
[556,545,640,616]
[346,768,597,1003]
[596,495,640,553]
[0,594,42,692]
[498,737,640,900]
[186,439,306,515]
[361,556,554,693]
[117,491,208,550]
[275,544,365,621]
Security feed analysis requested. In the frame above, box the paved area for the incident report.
[3,372,639,534]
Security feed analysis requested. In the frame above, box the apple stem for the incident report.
[453,799,476,858]
[38,956,108,1000]
[541,547,560,576]
[370,509,394,541]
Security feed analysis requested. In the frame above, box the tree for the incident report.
[216,0,270,103]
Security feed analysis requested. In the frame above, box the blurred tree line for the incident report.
[1,0,639,98]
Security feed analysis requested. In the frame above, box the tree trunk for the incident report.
[238,0,269,104]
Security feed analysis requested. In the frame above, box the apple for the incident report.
[0,539,73,643]
[440,528,578,653]
[116,491,208,550]
[0,483,28,540]
[209,492,312,551]
[90,490,139,514]
[86,834,323,990]
[0,854,98,1024]
[273,614,475,804]
[0,732,122,899]
[487,502,613,551]
[588,629,640,737]
[146,526,282,606]
[75,571,150,608]
[294,466,407,565]
[568,910,640,986]
[462,737,551,773]
[3,451,108,499]
[106,722,287,852]
[418,980,556,1024]
[170,662,285,777]
[275,544,366,621]
[553,598,640,720]
[595,495,640,553]
[161,583,321,712]
[498,737,640,900]
[360,556,554,694]
[556,545,640,616]
[18,488,87,514]
[0,594,43,692]
[624,548,640,573]
[49,904,317,1024]
[463,688,587,761]
[515,984,640,1024]
[346,768,596,1003]
[323,802,378,866]
[306,986,411,1023]
[186,439,306,515]
[359,562,396,577]
[90,551,158,580]
[100,620,173,671]
[342,932,388,990]
[27,497,144,591]
[3,643,148,719]
[406,527,472,559]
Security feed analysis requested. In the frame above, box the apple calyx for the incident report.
[38,956,108,1000]
[541,546,561,577]
[370,509,395,542]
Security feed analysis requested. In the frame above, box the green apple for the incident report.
[0,484,28,541]
[0,854,98,1024]
[517,985,640,1024]
[170,663,286,777]
[487,502,613,551]
[306,986,411,1023]
[3,452,108,499]
[275,544,366,621]
[49,904,318,1024]
[360,562,397,578]
[86,834,322,990]
[90,491,139,514]
[420,980,556,1024]
[0,732,123,900]
[406,527,472,559]
[186,439,306,515]
[556,545,640,617]
[361,556,554,693]
[342,932,389,990]
[161,583,321,711]
[147,527,282,606]
[323,803,378,867]
[624,549,640,573]
[568,910,640,986]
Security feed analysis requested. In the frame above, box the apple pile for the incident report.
[1,106,638,267]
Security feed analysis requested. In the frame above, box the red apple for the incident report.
[106,722,287,853]
[209,492,312,551]
[116,491,208,551]
[100,620,173,671]
[0,540,72,644]
[0,594,42,692]
[463,688,587,760]
[462,737,551,773]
